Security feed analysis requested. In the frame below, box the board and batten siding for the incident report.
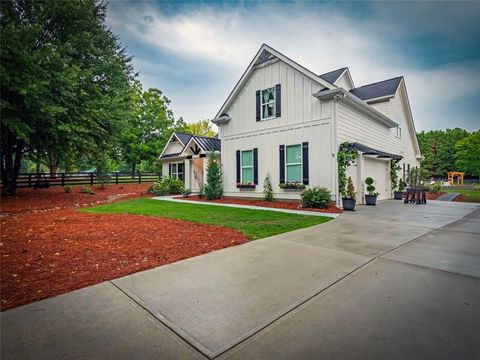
[219,60,336,199]
[162,140,184,156]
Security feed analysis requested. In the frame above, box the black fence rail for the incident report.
[3,172,160,188]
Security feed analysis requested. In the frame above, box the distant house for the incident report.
[159,44,422,203]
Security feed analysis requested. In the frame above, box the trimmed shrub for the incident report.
[429,182,441,194]
[80,185,95,195]
[262,173,274,202]
[301,186,332,209]
[63,185,73,193]
[365,177,377,195]
[149,177,184,196]
[204,152,223,200]
[182,188,192,197]
[346,176,356,199]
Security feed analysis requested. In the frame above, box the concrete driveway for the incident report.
[2,200,479,359]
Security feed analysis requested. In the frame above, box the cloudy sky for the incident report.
[106,0,480,132]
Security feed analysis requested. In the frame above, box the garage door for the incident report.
[363,157,390,200]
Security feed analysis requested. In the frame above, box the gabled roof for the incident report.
[174,132,193,145]
[319,67,347,84]
[159,132,221,159]
[214,44,334,119]
[350,77,403,101]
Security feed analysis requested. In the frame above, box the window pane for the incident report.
[242,150,252,167]
[286,145,301,164]
[171,164,177,173]
[178,163,184,172]
[242,167,253,182]
[262,88,274,104]
[286,164,301,182]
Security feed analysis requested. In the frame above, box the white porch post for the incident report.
[184,159,191,190]
[203,155,209,187]
[357,153,365,205]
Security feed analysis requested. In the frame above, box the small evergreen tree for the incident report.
[262,173,274,202]
[204,152,223,200]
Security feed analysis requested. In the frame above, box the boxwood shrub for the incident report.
[301,186,332,209]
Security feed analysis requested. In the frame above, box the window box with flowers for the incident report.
[237,181,256,189]
[279,182,306,190]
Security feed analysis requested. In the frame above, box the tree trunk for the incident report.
[1,126,24,196]
[47,153,59,178]
[132,163,136,178]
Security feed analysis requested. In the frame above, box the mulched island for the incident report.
[1,185,247,310]
[176,195,343,214]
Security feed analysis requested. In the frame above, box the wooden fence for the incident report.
[5,172,160,188]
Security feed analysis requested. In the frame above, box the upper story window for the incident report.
[395,116,402,138]
[286,144,302,182]
[261,87,276,120]
[241,150,253,183]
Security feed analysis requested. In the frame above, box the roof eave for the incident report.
[313,89,398,128]
[211,115,231,125]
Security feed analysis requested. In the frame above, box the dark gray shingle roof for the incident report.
[350,77,403,101]
[319,67,347,84]
[174,132,193,145]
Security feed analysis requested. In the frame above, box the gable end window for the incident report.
[395,116,402,138]
[286,144,302,183]
[261,87,276,120]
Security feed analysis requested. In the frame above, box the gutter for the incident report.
[313,89,398,128]
[211,114,231,125]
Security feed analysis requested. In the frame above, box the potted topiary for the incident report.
[394,180,405,200]
[342,176,356,211]
[364,177,378,205]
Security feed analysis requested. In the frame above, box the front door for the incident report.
[190,158,204,192]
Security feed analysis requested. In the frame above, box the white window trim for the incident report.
[261,87,276,121]
[394,116,402,139]
[285,144,303,183]
[170,162,184,180]
[240,150,254,183]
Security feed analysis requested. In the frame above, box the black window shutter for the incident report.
[302,142,309,185]
[256,90,261,122]
[275,84,281,118]
[168,163,172,177]
[279,145,285,184]
[236,150,241,183]
[253,148,258,185]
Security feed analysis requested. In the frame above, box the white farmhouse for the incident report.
[159,44,422,204]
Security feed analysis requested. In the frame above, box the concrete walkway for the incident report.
[152,195,339,218]
[2,200,479,359]
[436,192,460,201]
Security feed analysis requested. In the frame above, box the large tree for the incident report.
[455,131,480,180]
[119,82,184,173]
[184,119,216,137]
[1,0,135,195]
[417,128,470,178]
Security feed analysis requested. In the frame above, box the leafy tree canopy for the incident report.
[184,119,216,137]
[455,131,480,179]
[1,0,135,194]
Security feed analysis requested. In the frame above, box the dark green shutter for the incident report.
[279,145,285,184]
[236,150,241,183]
[275,84,281,118]
[256,90,261,121]
[253,148,258,185]
[302,142,309,185]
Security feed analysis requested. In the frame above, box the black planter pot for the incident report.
[365,194,377,206]
[342,198,356,211]
[393,191,403,200]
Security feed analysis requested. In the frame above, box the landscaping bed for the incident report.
[1,208,247,311]
[1,184,250,310]
[175,195,343,214]
[426,191,446,200]
[1,184,153,215]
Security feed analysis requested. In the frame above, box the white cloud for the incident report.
[107,2,480,131]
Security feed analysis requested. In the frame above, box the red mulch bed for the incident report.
[426,191,446,200]
[0,184,248,311]
[176,195,343,214]
[1,184,153,214]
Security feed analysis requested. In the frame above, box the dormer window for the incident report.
[261,87,276,120]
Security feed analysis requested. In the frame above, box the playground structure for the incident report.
[447,171,464,186]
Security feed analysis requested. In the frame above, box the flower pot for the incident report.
[393,191,403,200]
[342,197,356,211]
[365,194,377,206]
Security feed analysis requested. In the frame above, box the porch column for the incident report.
[357,153,365,205]
[184,160,191,190]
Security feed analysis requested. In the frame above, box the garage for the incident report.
[363,157,390,200]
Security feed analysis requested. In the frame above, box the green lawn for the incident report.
[442,189,480,203]
[81,198,332,240]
